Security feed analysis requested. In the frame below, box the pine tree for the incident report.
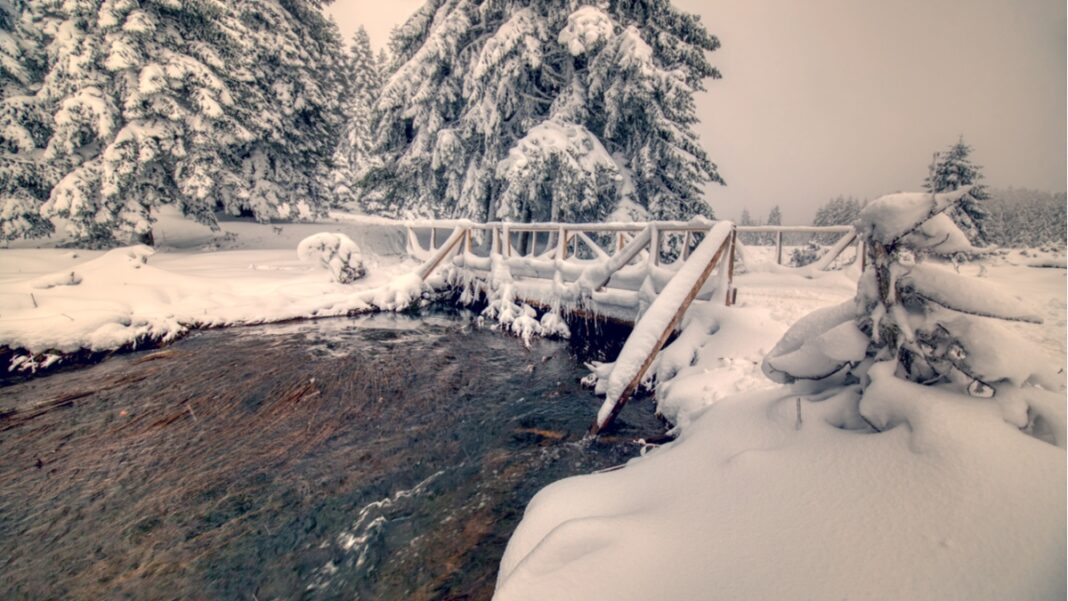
[0,0,349,246]
[331,26,382,208]
[762,204,781,245]
[0,0,53,240]
[812,195,863,243]
[924,136,990,245]
[364,0,723,222]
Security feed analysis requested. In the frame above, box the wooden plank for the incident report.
[575,231,610,260]
[649,225,660,266]
[726,228,737,306]
[581,226,653,291]
[591,233,732,435]
[415,227,467,280]
[812,230,857,271]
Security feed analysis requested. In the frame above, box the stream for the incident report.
[0,309,662,600]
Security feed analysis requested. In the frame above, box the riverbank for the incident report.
[0,210,429,377]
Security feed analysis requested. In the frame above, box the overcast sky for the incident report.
[326,0,1066,223]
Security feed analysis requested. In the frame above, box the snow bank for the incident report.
[496,380,1066,601]
[0,215,424,365]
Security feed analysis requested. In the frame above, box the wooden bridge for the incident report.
[404,219,859,433]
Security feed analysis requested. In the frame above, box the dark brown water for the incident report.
[0,310,661,600]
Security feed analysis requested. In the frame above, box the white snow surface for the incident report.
[496,250,1066,600]
[0,208,419,354]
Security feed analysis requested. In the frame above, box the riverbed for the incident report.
[0,310,661,600]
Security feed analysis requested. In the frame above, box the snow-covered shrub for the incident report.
[763,187,1064,445]
[789,241,824,267]
[297,233,365,284]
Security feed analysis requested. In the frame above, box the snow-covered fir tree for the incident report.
[331,26,382,208]
[364,0,723,222]
[761,204,781,244]
[812,195,863,243]
[763,188,1062,444]
[0,0,53,240]
[924,136,990,245]
[0,0,349,246]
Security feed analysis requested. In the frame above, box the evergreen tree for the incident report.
[0,0,53,240]
[365,0,723,222]
[0,0,349,246]
[983,187,1067,248]
[331,26,382,208]
[812,195,863,243]
[924,136,990,245]
[763,204,781,245]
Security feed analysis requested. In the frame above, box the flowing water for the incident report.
[0,310,662,600]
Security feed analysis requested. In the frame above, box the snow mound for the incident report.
[495,380,1066,601]
[297,233,366,284]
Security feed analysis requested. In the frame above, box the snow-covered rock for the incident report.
[298,232,366,284]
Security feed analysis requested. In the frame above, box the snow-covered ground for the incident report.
[0,209,425,369]
[494,247,1066,601]
[1,212,1064,600]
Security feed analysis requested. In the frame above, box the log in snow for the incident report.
[592,221,735,433]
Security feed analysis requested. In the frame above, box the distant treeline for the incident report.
[982,188,1067,248]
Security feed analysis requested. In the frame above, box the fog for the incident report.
[326,0,1066,222]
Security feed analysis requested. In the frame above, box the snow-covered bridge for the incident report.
[407,219,860,432]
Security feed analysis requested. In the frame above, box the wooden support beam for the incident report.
[726,228,737,306]
[591,231,733,435]
[813,230,858,272]
[575,231,610,260]
[430,227,438,251]
[682,231,692,260]
[416,227,467,280]
[775,231,783,265]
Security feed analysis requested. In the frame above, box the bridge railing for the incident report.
[409,221,861,284]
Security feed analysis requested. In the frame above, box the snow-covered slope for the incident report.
[495,254,1066,601]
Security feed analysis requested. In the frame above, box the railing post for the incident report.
[775,230,783,265]
[649,225,660,266]
[726,227,738,306]
[430,227,438,251]
[683,231,692,260]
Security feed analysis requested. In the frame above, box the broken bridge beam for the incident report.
[590,221,736,436]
